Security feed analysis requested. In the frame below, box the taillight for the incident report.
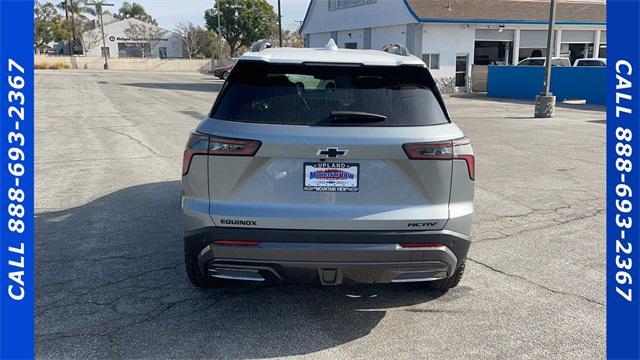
[403,137,475,180]
[452,138,475,181]
[208,136,261,156]
[182,132,210,175]
[403,142,453,159]
[182,132,261,175]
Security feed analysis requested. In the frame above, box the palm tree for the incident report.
[84,0,111,20]
[115,2,157,25]
[57,0,88,54]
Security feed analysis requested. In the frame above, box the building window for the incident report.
[159,47,167,59]
[118,42,150,58]
[422,53,440,70]
[344,42,357,49]
[329,0,376,10]
[101,47,110,59]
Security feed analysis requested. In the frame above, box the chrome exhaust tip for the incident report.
[208,267,266,282]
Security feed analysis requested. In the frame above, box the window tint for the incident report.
[576,60,605,67]
[519,59,545,66]
[211,61,449,127]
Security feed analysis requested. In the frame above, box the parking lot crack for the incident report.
[467,257,604,306]
[103,128,162,156]
[474,206,604,244]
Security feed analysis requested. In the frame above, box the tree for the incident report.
[35,2,63,53]
[84,0,112,21]
[174,22,215,59]
[78,28,101,55]
[204,0,277,57]
[280,28,304,48]
[124,22,161,58]
[115,2,157,25]
[57,0,88,53]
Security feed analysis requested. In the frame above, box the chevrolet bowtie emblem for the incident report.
[317,147,349,157]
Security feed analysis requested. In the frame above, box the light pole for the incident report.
[87,2,114,70]
[64,0,72,55]
[69,0,77,54]
[216,0,223,68]
[277,0,282,47]
[534,0,557,118]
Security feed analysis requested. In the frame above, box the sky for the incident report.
[100,0,311,31]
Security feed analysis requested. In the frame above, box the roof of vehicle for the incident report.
[521,57,570,61]
[239,45,425,67]
[575,58,606,62]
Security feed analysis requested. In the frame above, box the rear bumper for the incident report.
[185,227,471,285]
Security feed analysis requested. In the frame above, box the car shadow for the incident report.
[35,181,467,359]
[124,82,224,93]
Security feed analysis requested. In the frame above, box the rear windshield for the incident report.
[210,61,449,126]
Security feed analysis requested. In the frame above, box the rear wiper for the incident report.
[329,111,387,122]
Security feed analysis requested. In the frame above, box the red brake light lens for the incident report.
[182,133,262,175]
[182,132,210,175]
[403,142,453,159]
[452,138,475,180]
[403,137,475,180]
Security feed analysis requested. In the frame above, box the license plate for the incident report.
[304,162,359,192]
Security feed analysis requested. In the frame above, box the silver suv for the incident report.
[182,41,475,291]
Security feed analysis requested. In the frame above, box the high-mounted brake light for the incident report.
[403,137,475,180]
[182,133,261,175]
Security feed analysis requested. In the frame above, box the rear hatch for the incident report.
[199,61,465,231]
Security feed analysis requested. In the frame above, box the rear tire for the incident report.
[427,260,465,292]
[184,240,223,288]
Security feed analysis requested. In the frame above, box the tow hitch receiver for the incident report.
[318,268,342,285]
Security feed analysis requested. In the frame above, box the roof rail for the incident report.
[381,43,409,56]
[251,39,273,52]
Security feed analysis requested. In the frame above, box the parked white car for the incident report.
[517,57,572,67]
[517,57,571,66]
[573,58,607,67]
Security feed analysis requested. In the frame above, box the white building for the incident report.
[81,15,184,59]
[300,0,606,91]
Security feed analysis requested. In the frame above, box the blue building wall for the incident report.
[487,66,606,105]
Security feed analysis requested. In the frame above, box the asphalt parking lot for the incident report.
[36,70,606,359]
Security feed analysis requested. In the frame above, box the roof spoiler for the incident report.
[251,39,273,52]
[381,43,409,56]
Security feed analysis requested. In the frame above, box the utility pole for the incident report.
[216,0,223,68]
[87,2,114,70]
[69,0,77,55]
[64,0,72,55]
[277,0,282,47]
[534,0,557,118]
